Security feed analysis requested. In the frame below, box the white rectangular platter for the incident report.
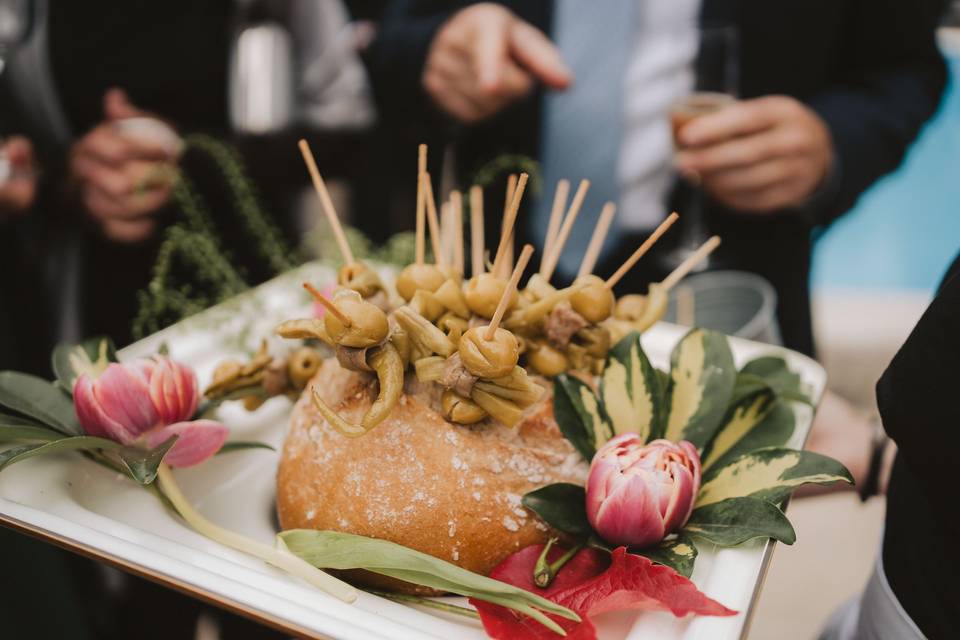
[0,262,825,640]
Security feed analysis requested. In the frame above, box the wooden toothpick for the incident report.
[470,186,485,277]
[451,190,464,276]
[501,174,518,278]
[661,235,721,292]
[486,244,534,341]
[577,202,617,278]
[415,144,427,265]
[541,179,590,282]
[605,212,680,289]
[491,173,529,278]
[422,172,447,268]
[542,179,570,268]
[303,283,350,327]
[298,140,354,266]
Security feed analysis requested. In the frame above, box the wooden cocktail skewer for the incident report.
[470,186,485,277]
[451,190,465,276]
[440,200,454,267]
[486,244,535,341]
[605,212,680,289]
[540,179,590,282]
[421,171,447,269]
[491,173,529,278]
[541,179,570,269]
[303,283,351,327]
[415,144,427,265]
[500,174,519,278]
[661,235,721,291]
[676,285,696,326]
[298,139,354,266]
[577,202,617,278]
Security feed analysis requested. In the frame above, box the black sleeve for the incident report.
[875,252,960,533]
[365,0,472,124]
[807,0,948,225]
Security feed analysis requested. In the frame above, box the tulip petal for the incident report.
[149,357,199,425]
[94,364,160,439]
[593,473,665,548]
[145,420,228,468]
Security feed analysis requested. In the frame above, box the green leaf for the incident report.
[0,372,82,435]
[522,483,592,537]
[697,447,853,507]
[110,436,178,484]
[1,411,62,442]
[216,441,276,455]
[664,329,737,449]
[0,436,123,472]
[601,332,664,442]
[554,375,612,461]
[685,497,796,546]
[740,356,811,404]
[631,534,698,578]
[279,530,580,627]
[701,380,776,471]
[704,401,796,472]
[51,337,119,395]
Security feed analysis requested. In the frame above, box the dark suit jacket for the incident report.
[877,251,960,638]
[367,0,947,356]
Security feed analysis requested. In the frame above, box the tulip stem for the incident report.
[155,464,358,603]
[534,538,585,589]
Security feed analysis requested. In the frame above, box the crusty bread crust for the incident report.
[276,358,588,593]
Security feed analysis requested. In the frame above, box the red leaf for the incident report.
[470,545,735,639]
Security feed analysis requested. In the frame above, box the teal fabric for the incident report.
[533,0,636,279]
[812,53,960,293]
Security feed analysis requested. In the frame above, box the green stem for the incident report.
[534,538,585,589]
[155,464,357,603]
[364,590,480,619]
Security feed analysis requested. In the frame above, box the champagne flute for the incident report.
[662,25,739,271]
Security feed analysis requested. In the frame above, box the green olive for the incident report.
[287,347,322,389]
[337,262,382,298]
[464,273,518,319]
[441,390,487,424]
[615,294,648,321]
[570,275,615,324]
[324,289,389,348]
[395,263,446,302]
[459,326,520,379]
[526,342,568,377]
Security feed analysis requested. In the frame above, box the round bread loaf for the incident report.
[276,358,588,593]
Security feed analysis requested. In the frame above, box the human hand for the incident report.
[423,3,571,123]
[70,88,179,243]
[0,136,38,218]
[676,96,834,213]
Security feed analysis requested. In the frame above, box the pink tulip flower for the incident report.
[586,434,701,548]
[74,357,227,468]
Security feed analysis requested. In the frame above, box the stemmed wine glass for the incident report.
[662,25,739,271]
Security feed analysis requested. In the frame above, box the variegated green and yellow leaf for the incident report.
[664,329,736,449]
[740,356,811,405]
[701,382,776,471]
[705,401,796,472]
[554,375,613,461]
[684,496,796,546]
[601,332,664,442]
[631,533,698,578]
[697,448,853,507]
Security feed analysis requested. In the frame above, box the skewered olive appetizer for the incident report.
[459,326,520,379]
[337,262,384,299]
[569,274,615,324]
[464,273,518,319]
[395,263,446,302]
[323,289,390,348]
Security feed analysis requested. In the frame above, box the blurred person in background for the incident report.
[0,0,373,348]
[820,250,960,639]
[366,0,948,358]
[1,0,373,637]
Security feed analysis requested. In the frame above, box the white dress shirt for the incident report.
[618,0,700,230]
